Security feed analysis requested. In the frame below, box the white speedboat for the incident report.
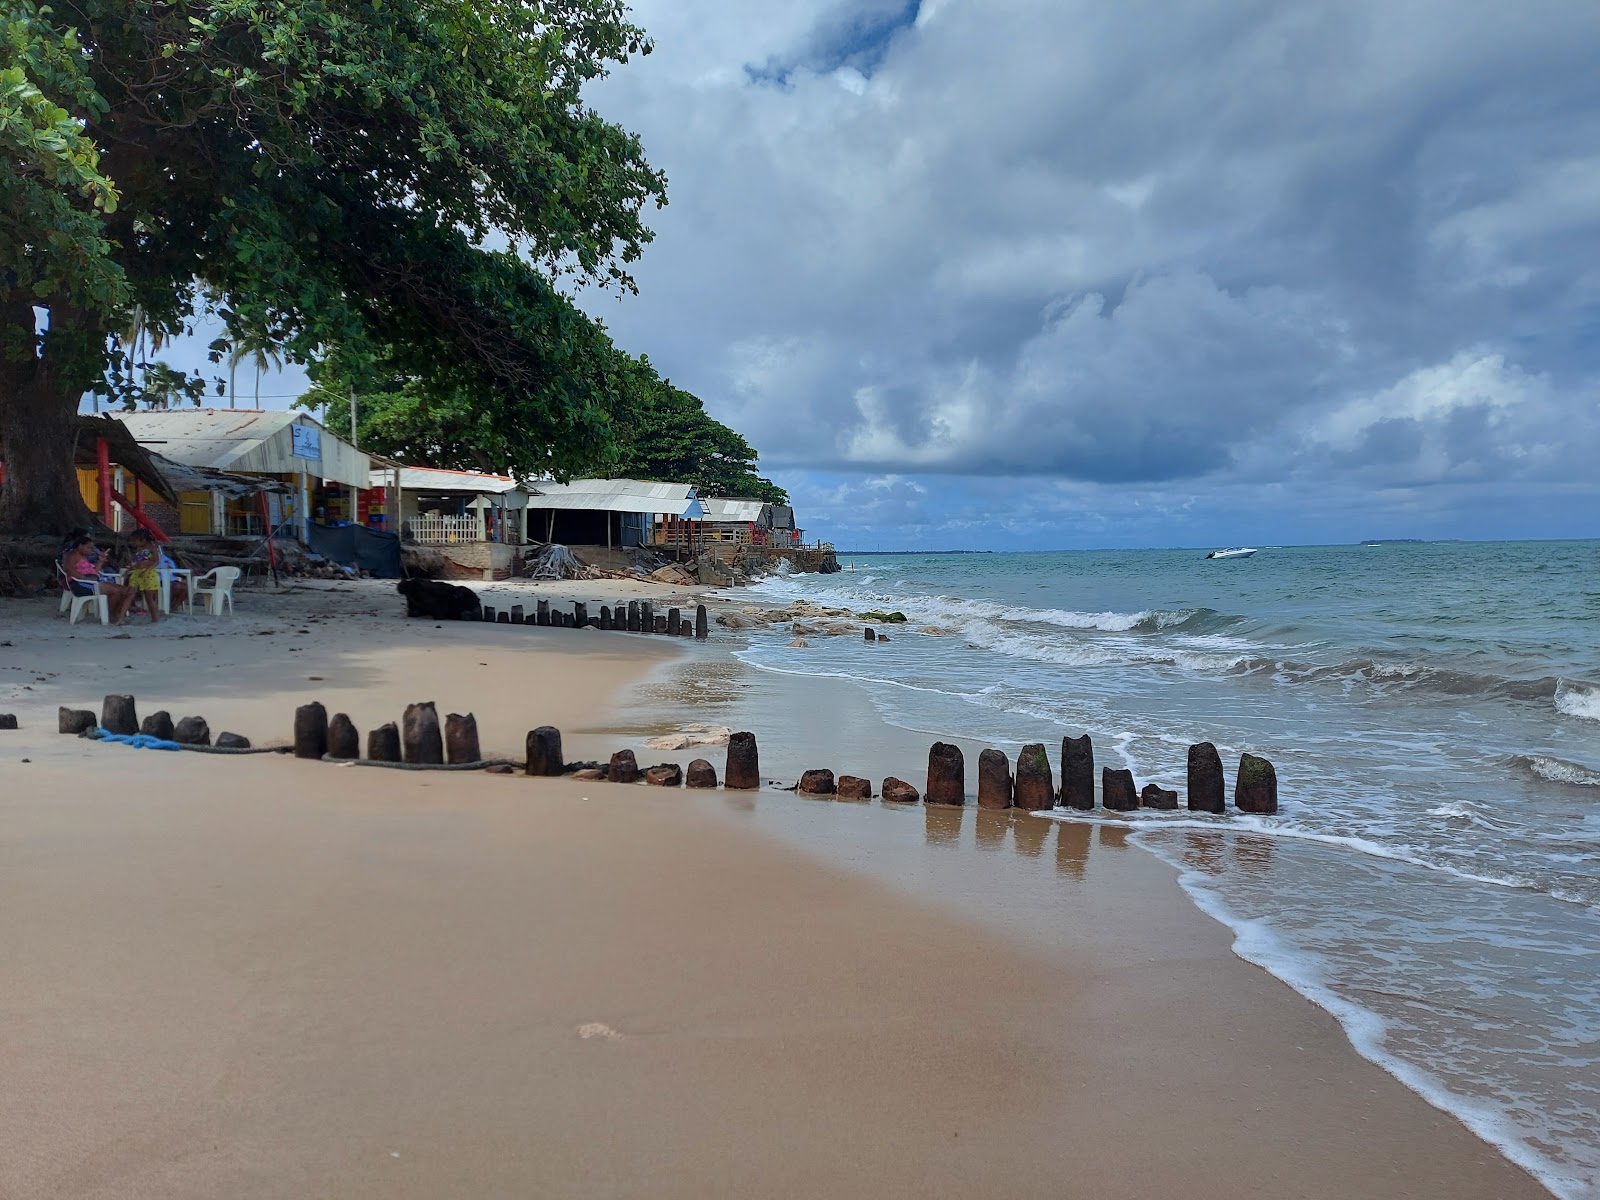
[1205,547,1258,560]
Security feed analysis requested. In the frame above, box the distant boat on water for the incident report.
[1204,547,1258,560]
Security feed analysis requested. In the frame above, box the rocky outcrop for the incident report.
[1187,742,1225,813]
[1060,734,1095,810]
[1102,768,1138,812]
[1235,753,1278,814]
[927,742,966,805]
[977,749,1014,809]
[1014,743,1055,811]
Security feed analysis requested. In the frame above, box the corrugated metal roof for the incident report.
[527,478,697,502]
[701,498,768,523]
[522,478,701,517]
[113,410,370,488]
[371,465,526,495]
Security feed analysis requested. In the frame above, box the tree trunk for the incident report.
[0,373,95,536]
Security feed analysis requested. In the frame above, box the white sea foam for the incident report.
[1141,847,1594,1200]
[1553,679,1600,723]
[1509,753,1600,787]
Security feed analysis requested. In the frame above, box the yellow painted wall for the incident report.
[177,491,213,535]
[76,467,99,513]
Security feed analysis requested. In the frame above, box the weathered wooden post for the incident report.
[496,610,510,624]
[293,701,328,759]
[679,620,693,637]
[645,763,683,786]
[1235,753,1278,814]
[402,701,444,765]
[799,769,837,796]
[837,775,872,799]
[481,605,497,623]
[640,601,654,633]
[864,626,876,642]
[600,605,613,630]
[326,712,360,760]
[173,716,210,746]
[695,604,709,640]
[652,615,667,634]
[881,777,920,803]
[725,731,760,789]
[609,749,640,783]
[445,712,480,764]
[627,600,641,632]
[536,599,550,627]
[667,607,681,635]
[1187,741,1225,813]
[58,707,97,734]
[140,711,174,740]
[926,742,966,805]
[101,694,138,736]
[977,748,1013,809]
[574,601,588,629]
[1102,767,1138,812]
[685,759,718,788]
[1060,734,1095,810]
[510,604,525,624]
[1014,743,1055,811]
[367,722,401,762]
[1140,784,1179,810]
[525,726,563,775]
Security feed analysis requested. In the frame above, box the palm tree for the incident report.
[114,305,167,409]
[228,326,283,408]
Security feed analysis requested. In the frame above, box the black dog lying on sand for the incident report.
[397,577,483,621]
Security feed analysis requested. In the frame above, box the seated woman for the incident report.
[62,534,136,624]
[125,528,163,623]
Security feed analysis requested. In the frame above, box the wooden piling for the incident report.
[725,731,760,789]
[926,742,966,805]
[403,701,444,765]
[609,748,640,783]
[445,712,480,764]
[101,694,138,736]
[695,604,709,640]
[1060,734,1095,810]
[977,748,1014,809]
[367,722,401,762]
[1235,753,1278,814]
[1102,767,1138,812]
[293,701,328,760]
[525,726,563,776]
[537,599,550,627]
[1014,743,1055,811]
[326,712,360,759]
[1187,742,1226,813]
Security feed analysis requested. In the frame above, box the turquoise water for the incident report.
[738,541,1600,1197]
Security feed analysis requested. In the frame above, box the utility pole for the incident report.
[349,388,358,448]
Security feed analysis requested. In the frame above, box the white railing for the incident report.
[407,514,482,544]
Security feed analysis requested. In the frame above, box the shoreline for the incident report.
[0,578,1558,1197]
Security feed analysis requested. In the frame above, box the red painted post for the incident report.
[96,437,112,526]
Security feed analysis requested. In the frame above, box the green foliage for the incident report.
[608,373,788,503]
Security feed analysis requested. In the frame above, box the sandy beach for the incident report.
[0,577,1553,1198]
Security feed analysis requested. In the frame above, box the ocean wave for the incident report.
[1554,679,1600,723]
[1507,753,1600,787]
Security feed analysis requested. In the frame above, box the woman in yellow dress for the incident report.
[124,528,163,624]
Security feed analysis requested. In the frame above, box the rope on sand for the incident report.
[319,756,521,771]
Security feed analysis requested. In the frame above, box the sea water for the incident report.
[734,541,1600,1198]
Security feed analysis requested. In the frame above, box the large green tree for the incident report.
[306,348,789,504]
[0,0,665,533]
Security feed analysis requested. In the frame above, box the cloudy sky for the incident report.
[568,0,1600,548]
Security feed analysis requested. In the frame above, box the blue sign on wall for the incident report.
[291,423,322,460]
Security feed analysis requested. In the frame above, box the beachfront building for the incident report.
[361,465,532,545]
[113,410,370,541]
[521,478,705,549]
[675,498,803,550]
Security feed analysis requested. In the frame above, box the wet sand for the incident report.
[0,581,1552,1198]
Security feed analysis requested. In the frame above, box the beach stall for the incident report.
[684,498,804,549]
[113,410,370,542]
[520,478,704,549]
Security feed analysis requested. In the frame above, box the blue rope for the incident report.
[89,729,182,752]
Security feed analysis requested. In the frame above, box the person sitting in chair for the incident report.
[61,534,136,624]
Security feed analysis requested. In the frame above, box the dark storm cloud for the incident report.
[583,0,1600,512]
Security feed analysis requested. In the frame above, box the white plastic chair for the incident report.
[56,561,110,625]
[192,566,240,615]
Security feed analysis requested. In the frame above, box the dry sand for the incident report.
[0,579,1551,1198]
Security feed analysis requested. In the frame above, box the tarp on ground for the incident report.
[307,522,402,578]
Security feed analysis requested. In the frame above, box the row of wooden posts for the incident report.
[480,599,710,640]
[283,703,1278,815]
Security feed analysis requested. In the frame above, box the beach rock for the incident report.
[1102,768,1138,812]
[537,599,550,627]
[367,722,401,762]
[445,712,480,764]
[326,712,360,760]
[798,768,837,796]
[725,731,760,790]
[926,742,966,806]
[403,701,444,765]
[696,604,709,640]
[0,713,15,730]
[215,732,251,750]
[881,776,920,803]
[787,637,810,648]
[101,694,138,737]
[645,763,683,787]
[1187,741,1226,814]
[837,775,873,800]
[1060,734,1095,810]
[1235,753,1279,814]
[977,748,1014,809]
[173,716,211,746]
[864,626,876,642]
[58,707,97,735]
[569,768,606,781]
[1141,784,1179,810]
[397,577,481,621]
[525,725,564,776]
[1014,743,1055,811]
[293,702,328,760]
[140,711,174,741]
[685,758,718,788]
[609,749,641,784]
